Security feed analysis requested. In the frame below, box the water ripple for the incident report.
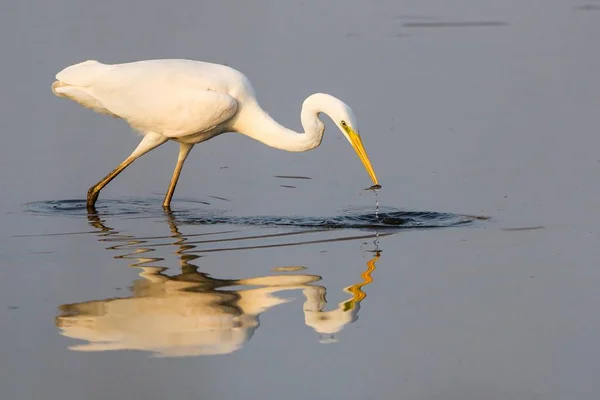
[24,199,486,229]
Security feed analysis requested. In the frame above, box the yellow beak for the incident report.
[347,128,379,185]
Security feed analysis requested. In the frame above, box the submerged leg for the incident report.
[163,143,194,208]
[87,133,168,207]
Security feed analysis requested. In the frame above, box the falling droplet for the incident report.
[364,184,382,219]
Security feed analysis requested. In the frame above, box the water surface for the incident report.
[1,1,600,399]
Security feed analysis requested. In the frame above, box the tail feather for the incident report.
[52,60,117,117]
[52,84,117,117]
[55,60,110,86]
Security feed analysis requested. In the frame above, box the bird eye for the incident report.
[340,120,347,127]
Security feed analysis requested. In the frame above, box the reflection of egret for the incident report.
[52,59,380,208]
[55,212,380,357]
[303,251,380,343]
[57,270,319,357]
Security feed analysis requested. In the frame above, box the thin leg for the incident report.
[163,142,194,208]
[87,133,168,208]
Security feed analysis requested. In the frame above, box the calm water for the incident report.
[1,1,600,399]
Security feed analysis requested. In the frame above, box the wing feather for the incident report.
[103,88,238,137]
[53,60,241,137]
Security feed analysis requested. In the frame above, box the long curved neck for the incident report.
[233,93,332,152]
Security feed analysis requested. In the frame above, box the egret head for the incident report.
[331,101,380,187]
[302,93,380,186]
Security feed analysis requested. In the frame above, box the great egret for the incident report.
[52,59,380,208]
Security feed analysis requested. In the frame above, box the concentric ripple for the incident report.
[24,199,486,229]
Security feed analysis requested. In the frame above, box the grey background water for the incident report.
[1,0,600,399]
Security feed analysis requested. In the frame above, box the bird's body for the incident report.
[53,59,379,208]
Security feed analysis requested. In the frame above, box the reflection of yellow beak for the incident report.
[346,128,379,185]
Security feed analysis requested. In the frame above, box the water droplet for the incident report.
[364,184,381,218]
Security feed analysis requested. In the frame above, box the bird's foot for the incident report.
[87,188,99,208]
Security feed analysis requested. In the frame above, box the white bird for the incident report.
[52,59,380,208]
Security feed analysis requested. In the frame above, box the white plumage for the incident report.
[53,59,379,208]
